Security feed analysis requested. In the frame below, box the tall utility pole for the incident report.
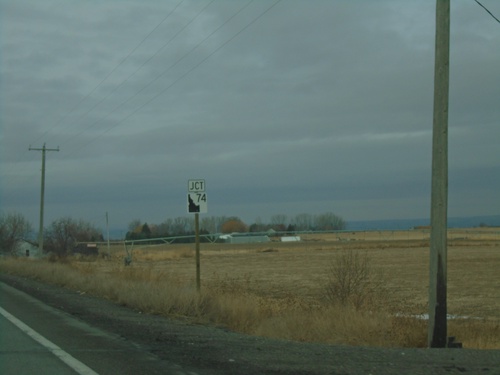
[194,212,201,292]
[428,0,450,348]
[29,143,59,253]
[106,212,110,254]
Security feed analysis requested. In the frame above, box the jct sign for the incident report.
[188,179,205,192]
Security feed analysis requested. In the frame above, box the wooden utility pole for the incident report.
[195,212,201,291]
[106,212,111,253]
[428,0,450,348]
[29,143,59,253]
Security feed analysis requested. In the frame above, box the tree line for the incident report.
[0,213,102,257]
[0,211,345,256]
[125,212,345,240]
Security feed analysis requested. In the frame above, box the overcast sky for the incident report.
[1,0,499,232]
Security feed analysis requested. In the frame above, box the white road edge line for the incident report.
[0,306,99,375]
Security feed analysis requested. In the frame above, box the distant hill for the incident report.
[346,215,500,231]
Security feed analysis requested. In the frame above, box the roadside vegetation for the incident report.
[1,243,499,349]
[1,211,498,348]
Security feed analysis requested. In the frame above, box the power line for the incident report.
[474,0,500,24]
[30,0,185,148]
[68,0,283,157]
[3,1,221,183]
[56,0,216,149]
[65,0,270,157]
[55,0,215,150]
[4,1,185,178]
[12,0,283,165]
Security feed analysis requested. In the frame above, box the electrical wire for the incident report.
[3,1,186,177]
[68,0,283,157]
[57,0,217,150]
[4,0,257,187]
[65,0,274,157]
[2,1,203,199]
[31,0,186,147]
[474,0,500,24]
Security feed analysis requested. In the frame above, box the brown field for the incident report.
[2,228,499,348]
[123,228,500,318]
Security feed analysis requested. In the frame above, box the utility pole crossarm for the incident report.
[29,145,60,152]
[29,143,60,253]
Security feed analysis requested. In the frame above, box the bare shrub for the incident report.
[324,249,384,309]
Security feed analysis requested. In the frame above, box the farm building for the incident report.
[218,233,270,244]
[13,239,42,258]
[281,236,301,242]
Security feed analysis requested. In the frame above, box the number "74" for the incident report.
[194,193,207,203]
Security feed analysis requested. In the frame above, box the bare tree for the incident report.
[45,217,103,256]
[157,218,173,236]
[214,216,228,233]
[127,219,142,233]
[270,214,287,231]
[292,213,313,231]
[171,216,194,235]
[0,212,33,254]
[220,217,248,233]
[199,216,229,234]
[314,212,346,231]
[249,216,267,232]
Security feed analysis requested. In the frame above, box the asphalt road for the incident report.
[0,310,83,375]
[0,281,202,375]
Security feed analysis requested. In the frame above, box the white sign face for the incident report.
[187,193,207,213]
[188,179,205,192]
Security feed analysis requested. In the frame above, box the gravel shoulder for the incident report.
[1,273,499,375]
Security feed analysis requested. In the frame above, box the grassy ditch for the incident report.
[1,246,499,349]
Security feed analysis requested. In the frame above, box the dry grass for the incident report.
[1,229,499,349]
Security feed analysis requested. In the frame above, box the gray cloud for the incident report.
[1,0,499,231]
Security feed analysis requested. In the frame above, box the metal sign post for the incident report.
[194,212,200,291]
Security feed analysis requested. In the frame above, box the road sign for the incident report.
[188,179,205,192]
[187,192,207,213]
[186,179,206,291]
